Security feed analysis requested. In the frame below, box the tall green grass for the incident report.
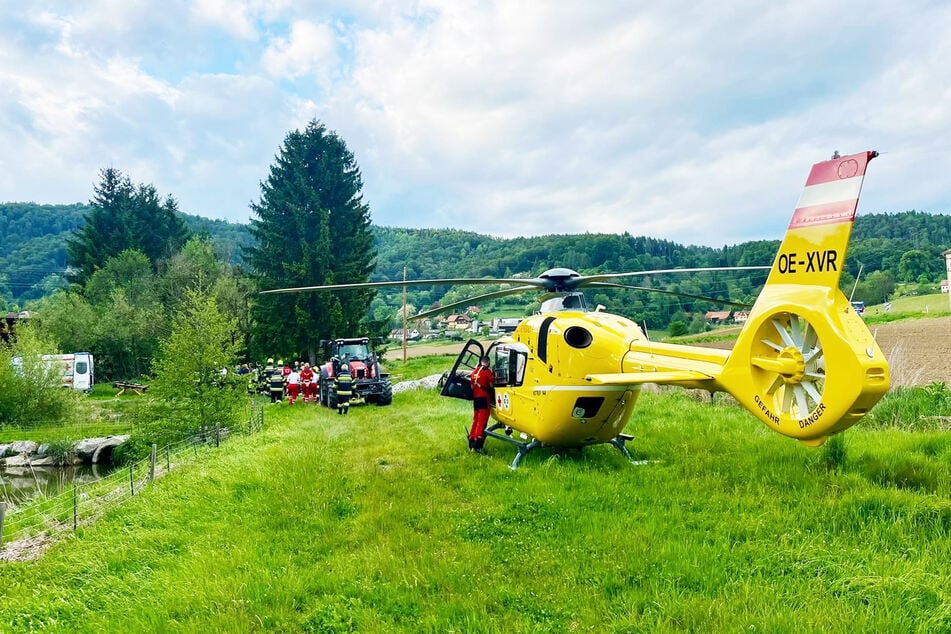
[866,382,951,430]
[1,390,950,631]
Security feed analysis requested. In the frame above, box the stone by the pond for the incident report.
[4,454,30,467]
[9,440,38,455]
[28,456,58,467]
[0,436,131,468]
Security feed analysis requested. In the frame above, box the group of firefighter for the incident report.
[250,358,352,415]
[244,354,496,449]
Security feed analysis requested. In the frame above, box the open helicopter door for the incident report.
[440,339,485,400]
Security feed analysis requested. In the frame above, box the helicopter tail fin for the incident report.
[719,151,889,446]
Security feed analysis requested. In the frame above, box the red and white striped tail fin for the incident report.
[765,150,878,289]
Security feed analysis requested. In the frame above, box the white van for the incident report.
[43,352,95,391]
[11,352,96,391]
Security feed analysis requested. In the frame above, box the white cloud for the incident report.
[0,0,950,246]
[321,0,951,245]
[262,20,338,82]
[191,0,259,40]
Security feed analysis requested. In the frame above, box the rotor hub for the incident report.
[537,268,582,292]
[777,347,806,384]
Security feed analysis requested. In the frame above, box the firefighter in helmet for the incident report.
[269,359,285,403]
[335,366,353,415]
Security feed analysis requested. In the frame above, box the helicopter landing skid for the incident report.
[480,424,541,470]
[481,425,642,470]
[608,433,648,465]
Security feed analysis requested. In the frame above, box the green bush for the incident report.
[111,435,151,466]
[668,320,688,337]
[0,323,90,430]
[42,439,76,466]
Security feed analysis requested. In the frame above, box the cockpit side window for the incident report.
[511,350,527,386]
[492,347,510,385]
[491,344,528,387]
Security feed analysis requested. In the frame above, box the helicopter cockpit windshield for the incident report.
[539,292,587,313]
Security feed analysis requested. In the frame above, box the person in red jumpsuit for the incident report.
[468,356,495,453]
[300,362,316,402]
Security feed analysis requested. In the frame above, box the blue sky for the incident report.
[2,1,950,247]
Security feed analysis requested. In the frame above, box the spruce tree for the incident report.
[247,120,375,361]
[67,168,190,285]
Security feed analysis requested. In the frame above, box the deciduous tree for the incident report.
[147,288,242,444]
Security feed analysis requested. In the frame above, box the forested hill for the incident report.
[0,203,252,303]
[1,202,949,307]
[371,211,951,282]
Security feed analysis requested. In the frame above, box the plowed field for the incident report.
[868,316,950,386]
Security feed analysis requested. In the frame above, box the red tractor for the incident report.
[317,337,393,408]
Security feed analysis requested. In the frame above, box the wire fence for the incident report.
[0,400,266,560]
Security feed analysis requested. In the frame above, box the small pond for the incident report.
[0,463,119,506]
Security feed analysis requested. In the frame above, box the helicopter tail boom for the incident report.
[717,150,889,445]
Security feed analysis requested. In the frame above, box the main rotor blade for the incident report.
[586,282,754,308]
[413,285,540,320]
[260,277,543,295]
[574,265,771,287]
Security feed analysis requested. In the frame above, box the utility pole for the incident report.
[403,266,408,363]
[943,249,951,315]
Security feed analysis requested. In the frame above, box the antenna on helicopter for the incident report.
[848,263,864,304]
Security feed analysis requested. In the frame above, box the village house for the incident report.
[490,317,522,333]
[704,310,732,326]
[442,314,473,330]
[389,328,420,341]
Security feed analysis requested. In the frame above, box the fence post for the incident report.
[129,463,134,496]
[73,485,78,530]
[0,501,6,547]
[149,444,157,482]
[215,425,220,448]
[166,445,171,471]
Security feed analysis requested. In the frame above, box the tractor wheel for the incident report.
[377,380,393,406]
[318,371,330,407]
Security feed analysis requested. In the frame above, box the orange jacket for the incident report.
[470,366,494,400]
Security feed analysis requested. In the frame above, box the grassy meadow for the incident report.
[864,292,950,322]
[1,379,950,632]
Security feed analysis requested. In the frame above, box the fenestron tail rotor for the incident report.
[751,312,826,419]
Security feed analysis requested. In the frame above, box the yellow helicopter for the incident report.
[263,150,890,468]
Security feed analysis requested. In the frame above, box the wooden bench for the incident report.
[113,381,149,396]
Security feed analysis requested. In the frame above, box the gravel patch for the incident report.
[392,373,443,393]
